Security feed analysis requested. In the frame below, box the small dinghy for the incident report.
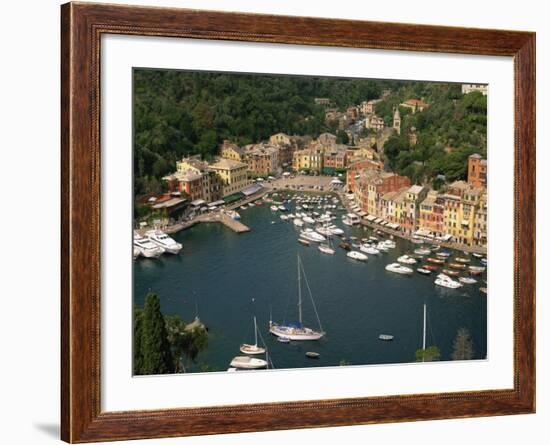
[417,267,432,275]
[305,352,320,359]
[277,336,290,343]
[378,334,394,341]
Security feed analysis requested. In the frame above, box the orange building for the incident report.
[467,153,487,188]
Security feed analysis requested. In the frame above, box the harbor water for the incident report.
[134,192,487,373]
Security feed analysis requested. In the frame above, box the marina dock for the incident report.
[199,212,250,233]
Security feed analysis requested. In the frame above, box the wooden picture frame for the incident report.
[61,2,536,442]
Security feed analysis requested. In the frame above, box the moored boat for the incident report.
[305,352,320,359]
[145,229,182,254]
[378,334,394,341]
[229,356,268,369]
[449,262,467,269]
[435,273,462,289]
[442,268,460,276]
[385,263,413,275]
[347,251,368,262]
[417,267,432,275]
[397,255,417,265]
[459,277,478,284]
[427,257,445,264]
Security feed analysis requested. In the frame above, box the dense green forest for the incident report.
[134,69,400,194]
[134,69,487,194]
[378,84,487,185]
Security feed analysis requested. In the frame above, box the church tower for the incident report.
[393,107,401,135]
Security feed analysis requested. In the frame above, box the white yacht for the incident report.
[270,205,278,211]
[435,273,463,289]
[318,244,335,255]
[458,276,478,284]
[293,218,304,227]
[146,230,182,254]
[300,229,326,243]
[360,244,380,255]
[376,242,389,252]
[229,356,268,369]
[397,255,417,265]
[328,225,344,236]
[347,251,368,262]
[134,232,165,258]
[414,247,431,255]
[342,213,360,226]
[302,216,315,224]
[385,263,413,274]
[315,225,333,237]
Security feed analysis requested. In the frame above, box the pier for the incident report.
[198,212,250,233]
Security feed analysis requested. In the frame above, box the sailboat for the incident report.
[240,316,266,355]
[269,254,325,341]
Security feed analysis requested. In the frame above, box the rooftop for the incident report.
[210,158,248,170]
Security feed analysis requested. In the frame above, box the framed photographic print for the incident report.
[61,2,535,443]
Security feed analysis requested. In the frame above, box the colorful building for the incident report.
[468,153,487,188]
[209,158,251,197]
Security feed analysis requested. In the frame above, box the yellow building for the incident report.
[219,141,244,162]
[269,133,291,146]
[292,146,323,172]
[209,158,251,197]
[176,156,208,174]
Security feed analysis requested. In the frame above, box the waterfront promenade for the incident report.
[337,191,487,255]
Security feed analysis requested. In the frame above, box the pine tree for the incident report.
[451,328,474,360]
[141,292,174,375]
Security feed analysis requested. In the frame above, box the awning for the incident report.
[208,200,225,207]
[366,215,377,222]
[191,199,206,207]
[223,193,244,204]
[357,211,367,217]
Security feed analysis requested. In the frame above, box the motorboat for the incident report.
[442,268,460,276]
[315,226,332,236]
[146,230,182,254]
[278,205,287,211]
[459,277,478,284]
[342,213,361,225]
[270,205,278,211]
[280,214,288,221]
[134,232,165,258]
[318,243,335,255]
[397,255,417,265]
[427,257,445,264]
[277,336,290,343]
[302,216,316,224]
[468,265,486,273]
[133,246,140,259]
[270,255,325,341]
[449,262,467,269]
[436,251,451,258]
[435,273,462,289]
[376,242,389,252]
[298,238,310,246]
[328,225,344,236]
[423,264,439,272]
[385,263,413,274]
[229,356,268,369]
[417,267,432,275]
[300,229,326,243]
[293,218,304,227]
[378,334,394,341]
[381,240,396,249]
[226,210,241,220]
[480,287,488,294]
[360,244,380,255]
[455,257,471,263]
[472,252,484,258]
[414,247,431,255]
[347,251,368,262]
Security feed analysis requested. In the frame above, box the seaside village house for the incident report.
[163,156,223,203]
[348,151,487,248]
[399,98,428,114]
[461,83,488,96]
[208,158,252,198]
[242,143,279,177]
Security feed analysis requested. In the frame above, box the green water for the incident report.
[134,192,487,373]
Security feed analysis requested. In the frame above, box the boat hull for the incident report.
[269,324,324,341]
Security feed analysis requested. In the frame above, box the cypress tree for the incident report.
[133,307,144,375]
[141,292,174,375]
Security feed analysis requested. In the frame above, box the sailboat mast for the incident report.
[422,303,427,362]
[253,316,258,347]
[297,254,302,324]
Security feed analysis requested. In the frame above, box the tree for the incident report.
[451,328,474,360]
[140,292,174,375]
[165,314,209,372]
[133,307,144,375]
[415,346,441,362]
[336,130,349,145]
